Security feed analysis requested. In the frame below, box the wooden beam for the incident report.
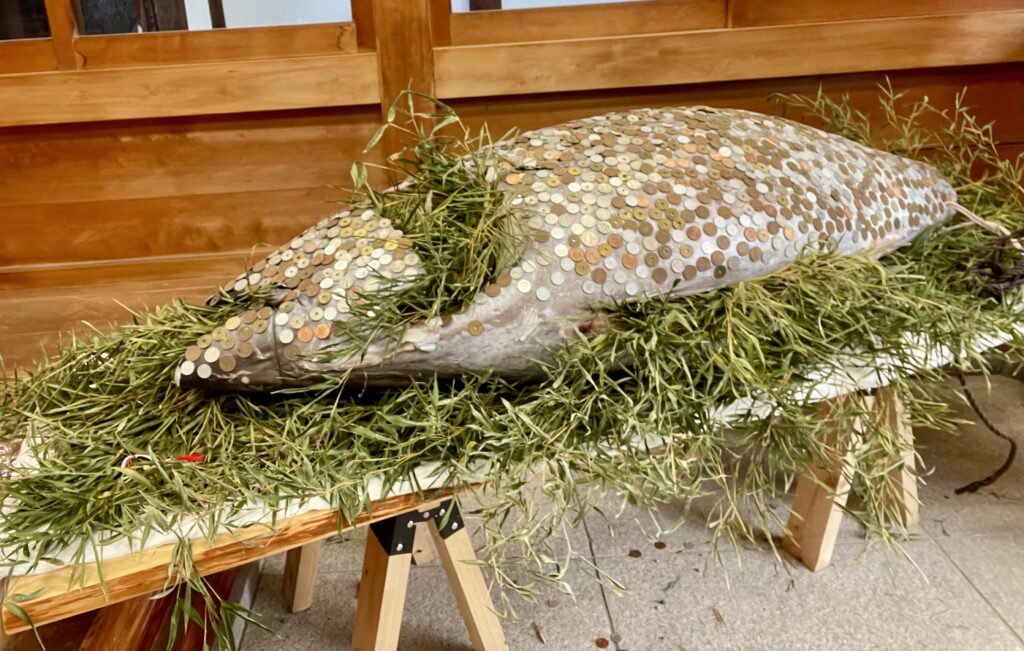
[282,541,323,613]
[429,518,507,651]
[449,0,725,46]
[0,52,379,127]
[783,396,864,572]
[370,0,436,153]
[43,0,83,69]
[76,23,358,69]
[0,39,58,74]
[2,491,451,635]
[874,386,920,528]
[351,529,412,651]
[730,0,1023,27]
[351,0,375,51]
[434,10,1024,99]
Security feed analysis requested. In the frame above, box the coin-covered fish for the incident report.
[175,106,956,390]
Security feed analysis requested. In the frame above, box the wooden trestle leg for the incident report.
[784,388,920,572]
[283,540,323,613]
[352,501,507,651]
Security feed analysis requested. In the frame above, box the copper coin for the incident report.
[315,323,331,340]
[682,265,697,280]
[569,247,584,262]
[297,326,314,343]
[622,254,638,270]
[585,249,602,265]
[592,268,608,284]
[237,341,254,358]
[218,355,237,372]
[184,345,202,362]
[652,267,668,284]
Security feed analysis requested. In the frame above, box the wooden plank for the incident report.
[0,39,57,74]
[43,0,82,69]
[874,386,920,528]
[434,11,1024,99]
[0,53,380,127]
[428,522,507,651]
[731,0,1024,27]
[76,23,358,69]
[0,187,346,266]
[0,110,381,206]
[448,63,1024,148]
[282,541,323,613]
[783,396,865,572]
[351,531,412,651]
[79,591,173,651]
[1,491,451,635]
[449,0,725,45]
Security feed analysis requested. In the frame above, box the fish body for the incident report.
[175,106,955,390]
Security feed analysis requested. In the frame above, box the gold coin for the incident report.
[467,320,484,336]
[237,326,253,342]
[237,341,254,358]
[184,345,202,362]
[574,261,589,276]
[257,306,274,320]
[218,355,237,372]
[253,320,268,334]
[283,344,301,361]
[225,316,242,331]
[197,335,213,349]
[241,310,258,324]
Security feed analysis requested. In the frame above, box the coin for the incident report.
[467,320,484,336]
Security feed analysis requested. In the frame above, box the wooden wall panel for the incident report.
[0,108,380,206]
[730,0,1024,27]
[449,64,1024,145]
[448,0,726,45]
[0,188,346,268]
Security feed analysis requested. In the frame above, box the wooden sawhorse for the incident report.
[1,492,507,651]
[784,385,921,571]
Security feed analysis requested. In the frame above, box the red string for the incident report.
[173,452,205,464]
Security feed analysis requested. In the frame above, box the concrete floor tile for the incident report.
[929,533,1024,643]
[596,535,1024,651]
[914,376,1023,540]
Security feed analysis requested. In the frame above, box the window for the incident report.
[0,0,49,40]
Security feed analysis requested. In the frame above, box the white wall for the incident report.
[184,0,351,30]
[451,0,638,11]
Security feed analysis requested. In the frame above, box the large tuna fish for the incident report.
[174,106,955,390]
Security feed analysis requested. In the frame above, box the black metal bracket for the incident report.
[368,499,464,556]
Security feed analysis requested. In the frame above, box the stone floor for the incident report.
[239,376,1024,651]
